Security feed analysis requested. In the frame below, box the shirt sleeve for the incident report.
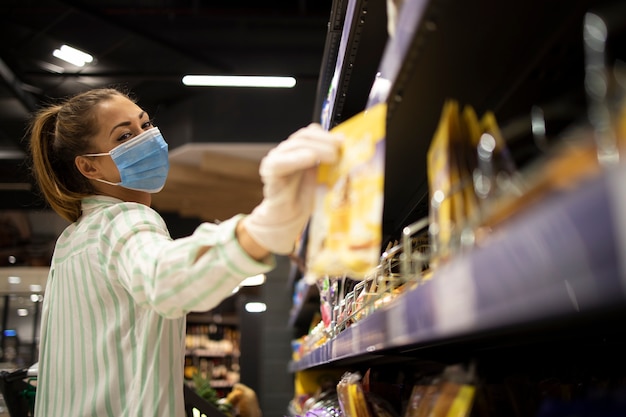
[98,203,275,319]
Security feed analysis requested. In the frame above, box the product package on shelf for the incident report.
[307,102,387,281]
[479,82,626,230]
[336,370,399,417]
[403,365,476,417]
[337,372,371,417]
[289,368,348,417]
[426,100,517,268]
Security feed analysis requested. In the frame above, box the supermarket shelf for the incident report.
[311,0,349,122]
[288,283,320,332]
[319,0,388,130]
[289,165,626,372]
[210,380,234,389]
[185,349,240,359]
[379,0,623,243]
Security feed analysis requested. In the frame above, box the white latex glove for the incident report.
[242,123,341,254]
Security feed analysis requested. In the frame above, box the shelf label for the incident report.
[432,258,477,334]
[351,323,360,354]
[386,296,409,345]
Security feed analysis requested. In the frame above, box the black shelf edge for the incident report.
[312,0,350,122]
[321,0,388,129]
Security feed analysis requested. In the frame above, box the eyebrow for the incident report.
[109,111,147,135]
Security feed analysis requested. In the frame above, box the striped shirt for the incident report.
[35,195,274,417]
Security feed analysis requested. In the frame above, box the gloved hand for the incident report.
[242,123,341,254]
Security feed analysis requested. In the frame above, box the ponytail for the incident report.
[28,88,128,223]
[28,106,82,222]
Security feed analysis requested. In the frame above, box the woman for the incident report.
[28,87,340,416]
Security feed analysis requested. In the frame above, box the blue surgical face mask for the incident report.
[82,127,169,193]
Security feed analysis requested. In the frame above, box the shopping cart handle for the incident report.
[27,362,38,377]
[1,368,28,383]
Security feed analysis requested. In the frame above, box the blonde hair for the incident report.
[28,88,132,222]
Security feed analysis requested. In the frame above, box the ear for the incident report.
[75,155,103,180]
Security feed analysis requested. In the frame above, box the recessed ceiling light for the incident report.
[8,276,20,285]
[182,75,296,88]
[17,309,28,317]
[244,302,267,313]
[52,44,93,67]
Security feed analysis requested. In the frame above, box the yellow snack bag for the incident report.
[427,100,463,263]
[307,103,387,280]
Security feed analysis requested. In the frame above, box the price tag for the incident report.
[432,258,477,334]
[386,296,409,345]
[351,323,360,353]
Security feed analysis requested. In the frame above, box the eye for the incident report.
[117,132,133,142]
[142,119,154,130]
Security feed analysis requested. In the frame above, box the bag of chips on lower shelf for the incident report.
[337,372,374,417]
[403,365,476,417]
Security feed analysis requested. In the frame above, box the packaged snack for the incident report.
[308,103,388,280]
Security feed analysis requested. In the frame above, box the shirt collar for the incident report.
[81,195,124,216]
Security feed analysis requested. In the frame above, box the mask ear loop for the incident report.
[92,178,122,187]
[77,153,122,187]
[82,151,111,157]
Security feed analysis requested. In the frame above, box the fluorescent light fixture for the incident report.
[182,75,296,88]
[29,284,42,292]
[240,274,266,287]
[244,302,267,313]
[8,276,20,285]
[53,44,93,67]
[39,61,65,74]
[17,309,28,317]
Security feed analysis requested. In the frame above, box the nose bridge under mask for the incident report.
[113,131,165,168]
[110,127,160,156]
[82,127,162,158]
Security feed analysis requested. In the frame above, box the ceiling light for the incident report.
[17,308,28,317]
[240,274,266,287]
[8,276,20,285]
[39,61,65,74]
[53,44,93,67]
[244,302,267,313]
[182,75,296,88]
[29,284,42,292]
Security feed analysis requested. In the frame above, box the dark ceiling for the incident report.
[0,0,333,208]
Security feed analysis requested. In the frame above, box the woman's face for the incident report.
[93,94,154,155]
[76,94,155,203]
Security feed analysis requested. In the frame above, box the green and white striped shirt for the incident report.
[35,195,274,417]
